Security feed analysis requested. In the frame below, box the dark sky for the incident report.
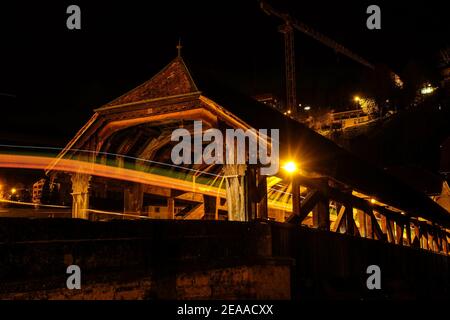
[1,0,448,146]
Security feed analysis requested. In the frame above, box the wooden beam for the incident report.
[331,205,346,232]
[345,206,355,236]
[137,130,173,164]
[442,231,449,255]
[405,223,412,246]
[286,190,321,224]
[291,177,301,218]
[257,173,268,220]
[313,198,330,231]
[411,222,421,248]
[203,195,217,220]
[357,209,367,238]
[184,203,205,220]
[395,222,404,246]
[167,197,175,219]
[386,219,395,243]
[366,209,385,241]
[124,183,144,215]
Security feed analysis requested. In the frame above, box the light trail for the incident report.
[0,154,293,211]
[0,199,152,220]
[0,199,69,209]
[0,144,223,178]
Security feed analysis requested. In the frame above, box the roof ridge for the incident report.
[101,56,198,108]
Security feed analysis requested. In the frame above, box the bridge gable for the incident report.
[104,57,199,108]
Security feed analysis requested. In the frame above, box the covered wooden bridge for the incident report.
[48,55,450,256]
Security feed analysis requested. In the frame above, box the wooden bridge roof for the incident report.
[181,58,450,227]
[62,56,450,227]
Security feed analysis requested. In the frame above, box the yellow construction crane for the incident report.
[260,1,375,116]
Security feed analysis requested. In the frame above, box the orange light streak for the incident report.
[0,154,291,211]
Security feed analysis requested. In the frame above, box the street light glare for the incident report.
[11,188,17,194]
[354,96,360,102]
[283,161,298,173]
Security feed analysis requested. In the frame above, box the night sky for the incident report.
[1,0,448,146]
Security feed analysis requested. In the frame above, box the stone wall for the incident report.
[0,218,290,300]
[1,218,449,299]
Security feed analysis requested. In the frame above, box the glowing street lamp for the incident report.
[283,161,298,174]
[420,84,435,95]
[11,188,17,194]
[354,96,361,103]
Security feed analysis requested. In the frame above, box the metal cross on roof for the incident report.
[176,39,182,57]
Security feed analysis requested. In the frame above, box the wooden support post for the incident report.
[332,205,346,232]
[223,164,246,221]
[291,177,301,217]
[366,212,373,239]
[386,219,395,243]
[405,223,412,246]
[433,227,441,252]
[357,209,367,238]
[313,197,330,231]
[395,222,404,246]
[412,222,421,248]
[256,170,268,220]
[203,195,217,220]
[345,206,355,236]
[366,209,385,241]
[71,173,91,220]
[442,233,449,255]
[124,183,143,215]
[286,189,320,224]
[380,215,387,234]
[167,197,175,219]
[420,225,428,250]
[428,232,434,252]
[244,165,257,221]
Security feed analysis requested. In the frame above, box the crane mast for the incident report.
[278,22,297,115]
[260,1,375,115]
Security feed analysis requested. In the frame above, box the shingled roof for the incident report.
[104,58,199,107]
